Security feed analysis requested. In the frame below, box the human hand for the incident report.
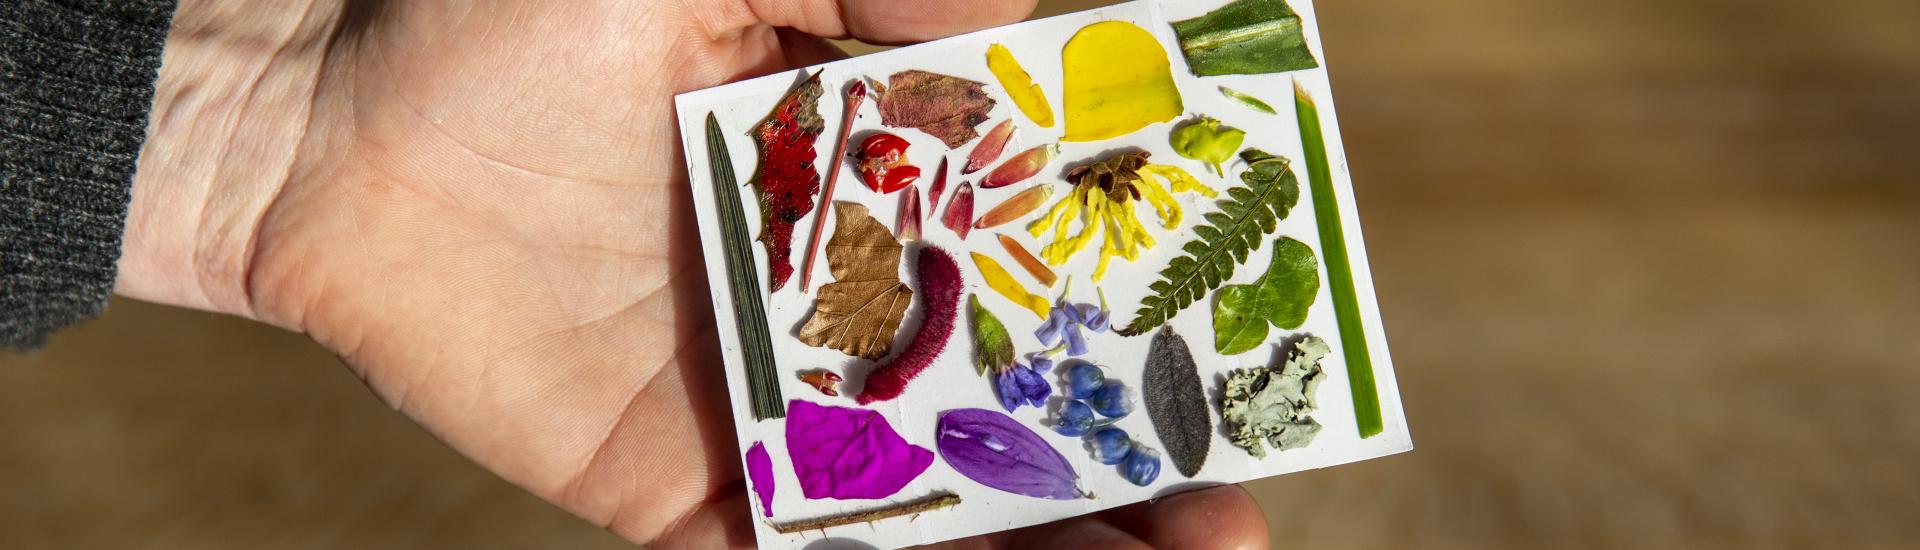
[118,0,1270,547]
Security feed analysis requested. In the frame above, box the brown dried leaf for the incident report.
[798,203,914,359]
[874,70,997,148]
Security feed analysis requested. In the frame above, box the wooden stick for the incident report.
[770,492,961,534]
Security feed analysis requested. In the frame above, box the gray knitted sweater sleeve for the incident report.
[2,1,178,349]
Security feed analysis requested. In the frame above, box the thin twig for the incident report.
[770,492,961,534]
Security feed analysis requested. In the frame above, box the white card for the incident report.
[674,1,1411,547]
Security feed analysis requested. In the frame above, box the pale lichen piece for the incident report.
[1221,335,1330,458]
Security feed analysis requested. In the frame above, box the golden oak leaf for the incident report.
[798,203,913,359]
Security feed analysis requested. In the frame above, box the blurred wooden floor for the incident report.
[6,0,1919,548]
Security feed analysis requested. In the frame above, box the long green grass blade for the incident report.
[707,113,785,420]
[1293,82,1381,438]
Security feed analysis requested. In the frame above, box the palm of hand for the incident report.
[238,2,1265,547]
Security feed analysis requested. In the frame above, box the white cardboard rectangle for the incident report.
[673,1,1411,547]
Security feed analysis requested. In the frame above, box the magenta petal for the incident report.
[785,400,934,500]
[937,408,1084,500]
[746,442,775,516]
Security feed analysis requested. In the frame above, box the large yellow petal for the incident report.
[1062,21,1184,142]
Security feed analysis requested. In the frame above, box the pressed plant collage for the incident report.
[674,0,1410,546]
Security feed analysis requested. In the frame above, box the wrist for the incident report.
[118,0,343,321]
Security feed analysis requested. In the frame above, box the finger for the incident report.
[775,27,849,68]
[1005,515,1154,549]
[1104,485,1271,550]
[746,0,1040,45]
[925,513,1154,550]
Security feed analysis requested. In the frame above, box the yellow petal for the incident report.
[971,252,1052,319]
[1062,21,1184,142]
[987,44,1055,128]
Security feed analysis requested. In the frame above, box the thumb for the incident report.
[747,0,1040,45]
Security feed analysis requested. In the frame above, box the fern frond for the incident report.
[1117,149,1300,336]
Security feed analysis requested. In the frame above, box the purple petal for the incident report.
[1075,303,1111,332]
[1013,365,1052,407]
[1064,325,1089,356]
[937,409,1084,500]
[995,370,1023,412]
[1029,355,1056,374]
[785,400,934,500]
[746,442,775,517]
[1034,311,1070,347]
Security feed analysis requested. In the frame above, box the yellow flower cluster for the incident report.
[1027,156,1217,281]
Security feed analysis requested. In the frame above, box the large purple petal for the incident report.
[746,442,775,516]
[937,408,1084,500]
[785,400,934,500]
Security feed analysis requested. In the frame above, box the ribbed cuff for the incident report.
[2,0,178,349]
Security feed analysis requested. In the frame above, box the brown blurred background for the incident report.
[6,0,1918,548]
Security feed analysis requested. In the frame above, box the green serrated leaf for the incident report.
[1194,225,1223,242]
[969,295,1015,375]
[1120,149,1302,336]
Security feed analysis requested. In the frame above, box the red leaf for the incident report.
[749,72,826,292]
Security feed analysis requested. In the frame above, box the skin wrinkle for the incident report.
[199,0,329,316]
[561,333,708,532]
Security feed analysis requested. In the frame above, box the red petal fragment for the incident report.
[927,156,950,213]
[980,143,1059,189]
[962,119,1016,175]
[942,181,976,240]
[898,186,924,241]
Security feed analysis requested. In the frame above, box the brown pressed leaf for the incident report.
[798,203,914,359]
[874,70,997,148]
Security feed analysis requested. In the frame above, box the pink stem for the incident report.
[799,80,868,292]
